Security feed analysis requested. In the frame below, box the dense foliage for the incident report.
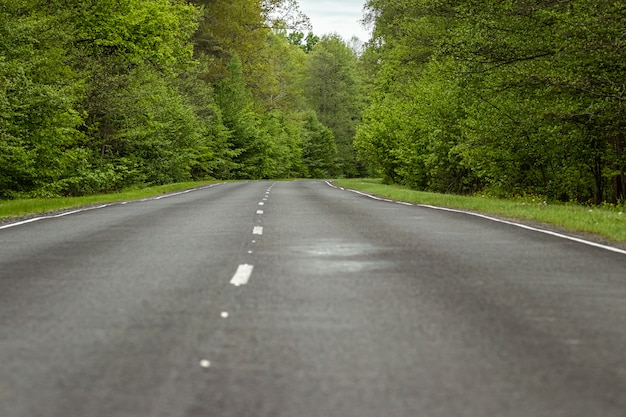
[0,0,364,198]
[356,0,626,204]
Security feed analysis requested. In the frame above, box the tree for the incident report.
[300,111,338,178]
[355,0,449,184]
[66,0,202,190]
[441,0,626,202]
[357,0,626,203]
[0,0,86,197]
[191,0,269,85]
[0,0,352,197]
[304,35,364,177]
[214,56,267,178]
[260,110,306,178]
[287,32,319,53]
[261,0,311,32]
[174,60,235,180]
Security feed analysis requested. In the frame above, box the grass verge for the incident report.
[334,178,626,244]
[0,180,220,221]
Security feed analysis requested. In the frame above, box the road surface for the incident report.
[1,180,626,417]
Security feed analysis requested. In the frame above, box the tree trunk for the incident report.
[592,155,603,205]
[613,172,626,203]
[613,132,626,203]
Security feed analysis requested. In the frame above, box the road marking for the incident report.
[345,188,394,203]
[257,210,264,215]
[0,183,224,231]
[221,311,229,318]
[155,189,192,199]
[230,264,254,286]
[259,202,265,206]
[200,359,211,368]
[0,205,112,230]
[325,181,626,256]
[253,226,263,235]
[418,203,626,256]
[0,217,45,229]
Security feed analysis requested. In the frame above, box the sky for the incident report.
[297,0,371,42]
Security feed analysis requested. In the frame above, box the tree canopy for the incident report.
[0,0,363,198]
[8,1,616,204]
[356,0,626,204]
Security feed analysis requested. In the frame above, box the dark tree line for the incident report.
[0,0,364,198]
[356,0,626,204]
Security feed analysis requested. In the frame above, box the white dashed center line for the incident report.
[230,264,254,286]
[253,226,263,235]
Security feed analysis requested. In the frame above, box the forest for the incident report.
[357,0,626,204]
[2,0,625,205]
[0,0,364,198]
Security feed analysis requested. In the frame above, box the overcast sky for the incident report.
[297,0,371,41]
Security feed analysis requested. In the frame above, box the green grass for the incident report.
[0,180,221,221]
[334,178,626,244]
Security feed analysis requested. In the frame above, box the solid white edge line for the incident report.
[155,183,222,200]
[418,204,626,256]
[324,181,626,256]
[230,264,254,286]
[0,183,224,231]
[155,189,193,200]
[0,217,42,230]
[0,204,115,230]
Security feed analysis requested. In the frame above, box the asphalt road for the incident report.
[1,180,626,417]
